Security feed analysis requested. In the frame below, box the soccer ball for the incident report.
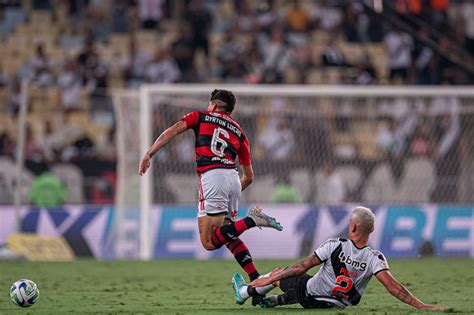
[10,279,39,307]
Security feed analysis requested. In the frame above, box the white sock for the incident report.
[240,283,275,299]
[239,285,250,299]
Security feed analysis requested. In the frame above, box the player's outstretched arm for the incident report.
[249,253,321,288]
[376,270,448,311]
[138,121,188,175]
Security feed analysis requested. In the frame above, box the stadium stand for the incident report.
[0,0,473,204]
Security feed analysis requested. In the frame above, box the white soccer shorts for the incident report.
[198,168,241,221]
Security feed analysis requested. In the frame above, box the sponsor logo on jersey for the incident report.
[338,251,367,271]
[339,267,359,278]
[211,156,234,165]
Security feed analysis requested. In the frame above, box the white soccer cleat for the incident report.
[248,206,283,231]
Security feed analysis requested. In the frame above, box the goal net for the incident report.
[113,84,474,259]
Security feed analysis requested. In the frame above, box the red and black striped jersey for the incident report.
[179,110,251,174]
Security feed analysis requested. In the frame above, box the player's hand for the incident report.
[418,304,449,311]
[249,276,273,288]
[271,267,285,276]
[139,154,151,176]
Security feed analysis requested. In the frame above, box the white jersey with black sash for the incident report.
[306,238,389,308]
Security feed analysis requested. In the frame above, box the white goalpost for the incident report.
[139,86,153,260]
[113,84,474,260]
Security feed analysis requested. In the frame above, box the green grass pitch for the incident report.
[0,258,472,314]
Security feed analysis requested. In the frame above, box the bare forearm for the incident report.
[377,271,447,311]
[269,261,306,282]
[241,177,252,191]
[139,121,187,176]
[144,121,187,158]
[240,165,254,191]
[146,128,176,157]
[250,254,318,289]
[391,285,424,309]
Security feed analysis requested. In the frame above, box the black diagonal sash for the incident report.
[330,244,362,305]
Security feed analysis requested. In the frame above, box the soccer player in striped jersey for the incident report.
[232,206,448,311]
[139,89,282,288]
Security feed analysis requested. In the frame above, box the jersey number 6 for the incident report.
[331,275,353,299]
[211,127,230,157]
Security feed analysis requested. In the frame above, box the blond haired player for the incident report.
[232,206,448,311]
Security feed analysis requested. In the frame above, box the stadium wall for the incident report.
[0,205,472,259]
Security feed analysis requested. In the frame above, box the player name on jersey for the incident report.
[204,115,242,138]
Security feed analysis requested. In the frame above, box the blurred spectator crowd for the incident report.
[0,0,473,205]
[149,93,473,206]
[0,1,472,92]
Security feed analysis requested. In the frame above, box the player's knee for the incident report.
[202,243,215,251]
[200,239,216,251]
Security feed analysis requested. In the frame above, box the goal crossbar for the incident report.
[140,84,474,97]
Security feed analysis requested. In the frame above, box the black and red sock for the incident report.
[226,238,260,281]
[208,217,258,280]
[210,217,256,248]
